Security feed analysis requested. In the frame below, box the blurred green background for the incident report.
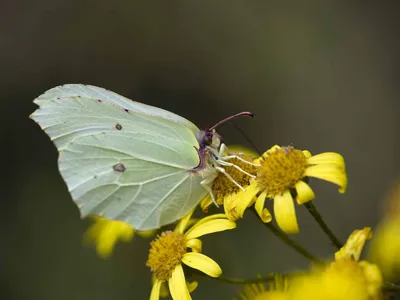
[1,1,398,299]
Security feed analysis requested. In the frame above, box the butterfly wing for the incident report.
[33,84,200,134]
[30,89,207,230]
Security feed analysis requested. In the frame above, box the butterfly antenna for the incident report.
[210,111,254,130]
[233,122,262,156]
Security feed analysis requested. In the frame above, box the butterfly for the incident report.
[30,84,254,230]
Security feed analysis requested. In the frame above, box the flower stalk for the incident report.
[252,208,321,264]
[304,202,343,249]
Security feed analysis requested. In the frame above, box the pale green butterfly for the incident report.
[30,84,255,230]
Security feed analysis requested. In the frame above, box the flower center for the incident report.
[146,231,187,280]
[257,146,308,197]
[212,154,258,204]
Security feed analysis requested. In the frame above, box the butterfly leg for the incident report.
[201,177,219,208]
[216,159,256,179]
[214,166,246,192]
[218,143,260,167]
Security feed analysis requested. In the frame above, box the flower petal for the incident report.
[200,195,213,213]
[307,152,345,168]
[186,238,202,253]
[335,227,372,261]
[359,260,383,297]
[182,252,222,278]
[305,165,348,193]
[137,229,157,238]
[228,145,259,157]
[169,264,191,300]
[83,217,135,258]
[185,219,236,240]
[174,208,196,234]
[150,279,163,300]
[254,146,281,164]
[187,281,198,293]
[302,150,312,158]
[295,181,315,205]
[255,192,272,223]
[274,191,299,234]
[224,194,240,221]
[235,182,260,217]
[191,213,229,227]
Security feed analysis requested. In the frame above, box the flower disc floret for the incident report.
[257,146,308,197]
[147,231,187,281]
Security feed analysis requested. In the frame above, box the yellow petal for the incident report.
[83,218,135,258]
[269,145,282,152]
[191,213,229,227]
[137,229,157,238]
[93,222,130,258]
[169,264,191,300]
[235,182,260,218]
[175,208,196,234]
[224,194,241,222]
[302,150,312,158]
[187,281,198,293]
[274,191,299,234]
[359,260,383,297]
[307,152,345,168]
[151,276,169,298]
[200,195,213,213]
[295,181,315,205]
[96,236,118,258]
[254,145,281,165]
[368,219,400,280]
[255,192,272,223]
[186,238,202,253]
[185,219,236,240]
[228,145,259,157]
[335,227,372,261]
[305,165,348,193]
[182,252,222,278]
[150,279,163,300]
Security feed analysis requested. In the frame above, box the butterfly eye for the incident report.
[196,130,214,147]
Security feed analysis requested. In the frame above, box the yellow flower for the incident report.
[153,276,198,299]
[83,216,155,258]
[146,209,236,300]
[229,145,347,234]
[369,181,400,280]
[288,227,383,300]
[234,275,289,300]
[200,148,259,209]
[200,146,272,224]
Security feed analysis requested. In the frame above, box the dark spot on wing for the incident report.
[77,95,81,98]
[97,99,102,103]
[113,163,126,172]
[115,123,122,130]
[124,108,129,112]
[94,175,97,179]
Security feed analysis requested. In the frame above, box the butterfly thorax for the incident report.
[191,129,222,177]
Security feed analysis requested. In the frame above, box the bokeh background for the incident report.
[1,1,399,299]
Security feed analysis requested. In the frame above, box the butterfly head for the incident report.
[196,129,222,151]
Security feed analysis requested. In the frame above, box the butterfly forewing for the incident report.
[34,84,200,134]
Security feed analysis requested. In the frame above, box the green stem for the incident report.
[252,208,321,264]
[383,282,400,293]
[195,272,306,285]
[213,275,275,284]
[304,202,343,249]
